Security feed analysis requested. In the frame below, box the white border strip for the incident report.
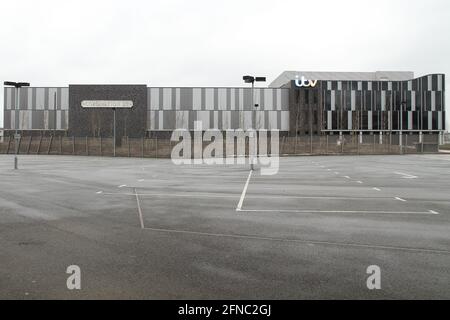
[236,170,253,212]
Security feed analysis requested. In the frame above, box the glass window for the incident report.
[325,91,331,110]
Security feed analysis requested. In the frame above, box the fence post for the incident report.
[405,134,408,153]
[27,136,32,154]
[326,135,329,155]
[373,134,376,154]
[37,135,42,154]
[6,135,11,154]
[294,135,298,155]
[47,136,53,155]
[60,136,63,154]
[72,137,75,155]
[100,136,103,156]
[155,137,158,158]
[127,136,130,157]
[142,137,145,158]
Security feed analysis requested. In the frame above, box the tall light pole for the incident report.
[243,75,266,171]
[4,81,30,170]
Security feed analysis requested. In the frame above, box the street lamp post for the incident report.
[243,75,266,171]
[4,81,30,170]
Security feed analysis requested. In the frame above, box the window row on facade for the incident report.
[4,87,69,111]
[324,110,445,131]
[147,88,290,111]
[3,110,69,130]
[324,74,444,92]
[324,89,444,112]
[148,110,290,131]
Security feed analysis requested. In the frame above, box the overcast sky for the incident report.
[1,0,448,129]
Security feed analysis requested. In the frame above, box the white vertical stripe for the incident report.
[331,91,335,111]
[57,110,62,130]
[36,88,45,110]
[264,89,273,110]
[222,111,231,129]
[218,88,227,111]
[438,111,442,130]
[411,92,416,111]
[27,88,33,110]
[193,88,202,110]
[175,88,181,110]
[269,111,278,130]
[149,111,156,130]
[276,89,282,111]
[254,89,261,109]
[437,75,442,91]
[351,91,356,111]
[61,88,69,110]
[205,88,214,110]
[163,88,172,110]
[230,89,236,111]
[431,91,436,111]
[239,89,244,111]
[428,111,432,130]
[44,111,49,129]
[407,81,412,91]
[150,88,160,110]
[213,111,219,129]
[327,111,332,130]
[48,88,57,110]
[281,111,289,131]
[368,111,373,130]
[6,88,12,110]
[348,111,352,130]
[159,111,164,129]
[381,91,386,111]
[197,111,210,129]
[408,111,412,130]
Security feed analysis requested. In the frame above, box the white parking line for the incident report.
[142,227,450,254]
[373,188,381,192]
[133,187,145,229]
[118,184,127,188]
[343,176,351,179]
[395,197,407,202]
[394,172,418,179]
[236,170,253,212]
[239,209,435,215]
[356,181,363,184]
[429,210,440,215]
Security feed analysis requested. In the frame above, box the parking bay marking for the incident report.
[394,172,418,179]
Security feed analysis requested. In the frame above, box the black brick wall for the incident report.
[68,85,147,139]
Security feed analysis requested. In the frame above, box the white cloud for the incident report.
[1,0,449,129]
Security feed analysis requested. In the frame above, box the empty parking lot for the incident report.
[0,154,449,299]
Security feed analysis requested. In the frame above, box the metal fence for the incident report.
[0,134,440,158]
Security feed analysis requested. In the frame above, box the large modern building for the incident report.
[2,71,445,138]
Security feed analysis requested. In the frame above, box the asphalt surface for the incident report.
[0,154,449,299]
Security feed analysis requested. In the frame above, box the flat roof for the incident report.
[269,71,415,87]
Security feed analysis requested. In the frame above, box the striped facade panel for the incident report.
[146,88,290,131]
[321,74,445,132]
[3,87,69,130]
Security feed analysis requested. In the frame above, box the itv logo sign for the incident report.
[294,75,318,88]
